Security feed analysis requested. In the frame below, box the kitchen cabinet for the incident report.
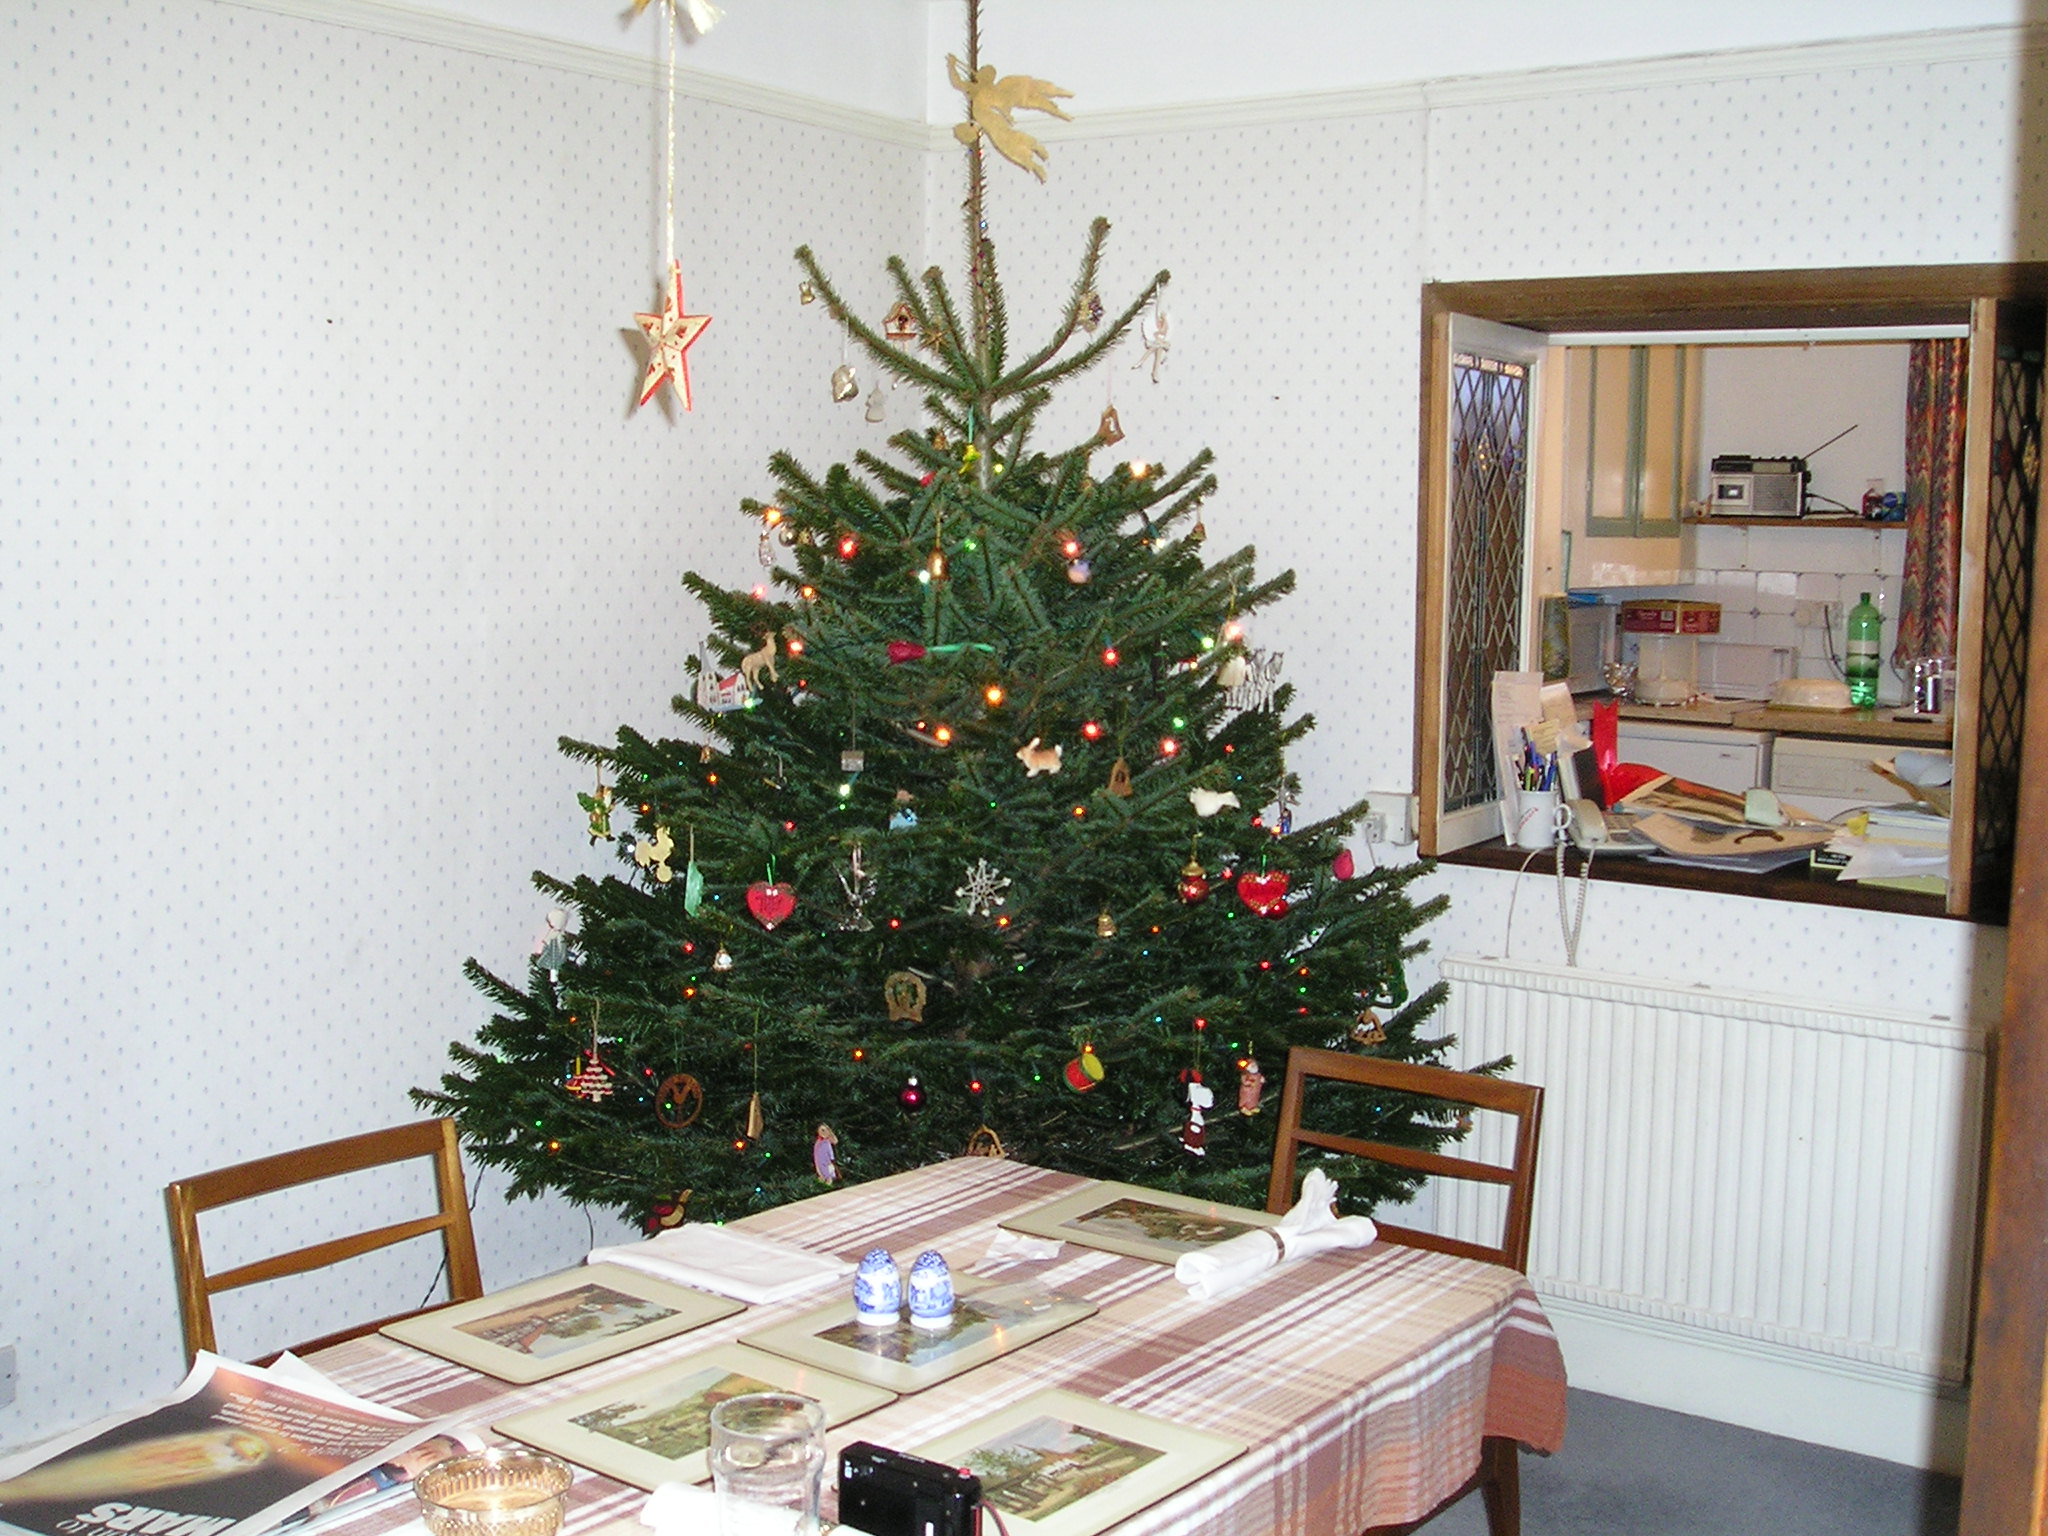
[1615,718,1772,795]
[1560,344,1699,586]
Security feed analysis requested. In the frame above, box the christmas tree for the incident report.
[417,5,1466,1228]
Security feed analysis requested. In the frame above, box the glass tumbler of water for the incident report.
[709,1393,827,1536]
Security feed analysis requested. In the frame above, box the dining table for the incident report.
[305,1156,1568,1536]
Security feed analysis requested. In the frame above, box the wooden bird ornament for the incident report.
[946,55,1073,181]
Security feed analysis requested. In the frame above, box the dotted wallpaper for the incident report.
[1,2,2038,1448]
[1,0,920,1443]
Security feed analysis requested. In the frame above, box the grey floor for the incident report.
[1428,1390,1962,1536]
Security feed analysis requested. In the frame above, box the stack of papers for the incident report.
[1615,777,1834,869]
[1821,803,1951,893]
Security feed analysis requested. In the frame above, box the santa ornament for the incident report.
[1181,1077,1214,1156]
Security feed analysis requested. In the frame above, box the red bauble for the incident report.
[1236,870,1292,917]
[1331,848,1356,881]
[1178,863,1211,903]
[746,880,797,930]
[899,1074,926,1113]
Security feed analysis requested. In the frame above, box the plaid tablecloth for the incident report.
[310,1158,1567,1536]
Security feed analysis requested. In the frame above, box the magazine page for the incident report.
[0,1355,448,1536]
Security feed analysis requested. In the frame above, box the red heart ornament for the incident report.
[746,881,797,930]
[1236,870,1291,917]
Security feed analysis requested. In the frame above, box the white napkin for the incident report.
[590,1224,853,1305]
[1172,1170,1377,1301]
[644,1481,799,1536]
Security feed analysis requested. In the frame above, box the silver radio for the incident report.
[1707,455,1807,518]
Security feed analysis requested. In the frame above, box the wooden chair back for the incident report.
[1265,1047,1544,1272]
[165,1117,483,1364]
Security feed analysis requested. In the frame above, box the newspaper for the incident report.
[0,1354,459,1536]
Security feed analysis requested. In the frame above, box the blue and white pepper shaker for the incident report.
[907,1249,954,1331]
[853,1248,901,1327]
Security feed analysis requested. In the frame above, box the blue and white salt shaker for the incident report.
[907,1249,954,1330]
[853,1248,901,1327]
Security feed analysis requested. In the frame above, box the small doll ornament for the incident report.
[1181,1078,1214,1156]
[812,1124,839,1183]
[1237,1056,1266,1116]
[532,909,569,981]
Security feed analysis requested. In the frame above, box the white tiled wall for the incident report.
[1620,521,1913,701]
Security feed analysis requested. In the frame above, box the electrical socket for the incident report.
[1364,793,1417,846]
[0,1343,15,1407]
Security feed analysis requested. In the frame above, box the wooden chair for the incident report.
[166,1117,484,1364]
[1265,1047,1545,1536]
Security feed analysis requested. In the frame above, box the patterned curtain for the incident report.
[1895,338,1969,665]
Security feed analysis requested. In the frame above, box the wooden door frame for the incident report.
[1414,263,2048,1521]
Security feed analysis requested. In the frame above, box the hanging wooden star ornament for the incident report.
[636,260,712,410]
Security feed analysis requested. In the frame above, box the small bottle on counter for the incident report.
[1845,592,1883,708]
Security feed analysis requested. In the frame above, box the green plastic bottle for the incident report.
[1845,592,1882,708]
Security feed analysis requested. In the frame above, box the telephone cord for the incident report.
[1555,828,1592,967]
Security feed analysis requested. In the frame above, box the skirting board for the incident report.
[1540,1291,1969,1473]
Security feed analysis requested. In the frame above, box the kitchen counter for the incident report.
[1612,697,1953,747]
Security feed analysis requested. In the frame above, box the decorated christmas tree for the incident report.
[417,2,1465,1229]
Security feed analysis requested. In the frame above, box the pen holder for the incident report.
[1512,789,1561,851]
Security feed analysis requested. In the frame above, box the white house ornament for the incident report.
[695,642,751,713]
[635,260,712,410]
[883,301,919,343]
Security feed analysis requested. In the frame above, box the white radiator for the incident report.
[1436,956,1987,1385]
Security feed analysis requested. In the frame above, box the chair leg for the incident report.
[1480,1437,1520,1536]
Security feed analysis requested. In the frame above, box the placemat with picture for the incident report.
[493,1343,893,1487]
[913,1388,1246,1536]
[380,1263,744,1384]
[738,1279,1097,1395]
[997,1181,1281,1264]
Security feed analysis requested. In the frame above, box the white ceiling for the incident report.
[384,0,2024,120]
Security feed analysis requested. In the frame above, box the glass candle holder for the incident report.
[414,1448,573,1536]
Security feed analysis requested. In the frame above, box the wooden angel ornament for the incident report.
[947,54,1072,181]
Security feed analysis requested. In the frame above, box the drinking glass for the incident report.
[709,1393,827,1536]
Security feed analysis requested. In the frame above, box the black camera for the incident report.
[837,1441,982,1536]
